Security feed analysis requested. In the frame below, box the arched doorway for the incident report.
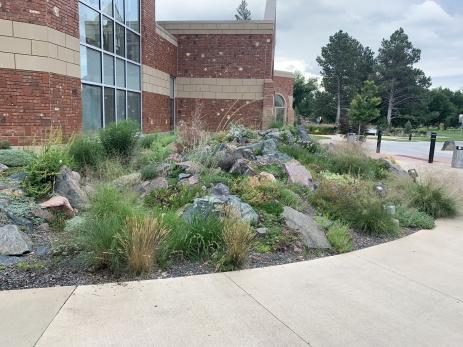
[274,94,286,126]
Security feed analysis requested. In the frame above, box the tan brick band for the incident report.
[177,78,264,100]
[158,21,274,35]
[274,70,294,78]
[142,65,171,96]
[0,19,80,78]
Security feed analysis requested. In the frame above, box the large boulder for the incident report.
[256,152,292,166]
[182,184,258,225]
[0,163,8,173]
[285,160,314,188]
[135,177,169,198]
[54,167,89,210]
[217,144,256,171]
[40,196,74,213]
[442,140,456,151]
[0,225,33,256]
[229,159,256,176]
[296,125,311,143]
[261,139,278,155]
[283,207,331,249]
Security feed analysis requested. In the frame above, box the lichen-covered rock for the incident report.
[229,159,256,176]
[135,177,169,197]
[0,225,33,256]
[54,167,89,210]
[283,207,330,249]
[284,160,314,188]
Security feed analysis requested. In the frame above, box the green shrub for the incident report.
[408,180,457,218]
[22,146,71,198]
[307,124,337,135]
[258,164,286,180]
[100,120,139,159]
[68,135,105,170]
[260,201,284,216]
[140,163,159,180]
[78,185,139,270]
[138,133,176,149]
[94,158,128,181]
[0,140,11,150]
[0,149,34,167]
[396,206,435,230]
[144,185,202,211]
[326,221,353,253]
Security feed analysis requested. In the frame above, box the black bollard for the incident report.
[409,133,412,141]
[376,131,382,154]
[428,132,437,163]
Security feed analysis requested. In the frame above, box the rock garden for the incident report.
[0,122,459,290]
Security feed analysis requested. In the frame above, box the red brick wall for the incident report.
[0,69,81,145]
[153,34,177,76]
[142,92,171,133]
[175,34,274,79]
[274,75,295,126]
[176,98,263,131]
[0,0,79,37]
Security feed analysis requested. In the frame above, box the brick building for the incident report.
[0,0,294,145]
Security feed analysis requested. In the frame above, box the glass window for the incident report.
[127,92,141,124]
[126,0,139,32]
[84,0,100,8]
[274,95,286,126]
[116,90,126,121]
[169,77,175,98]
[115,24,125,57]
[103,54,114,85]
[127,30,139,62]
[116,58,125,88]
[102,17,114,52]
[82,84,102,131]
[115,0,125,22]
[127,63,140,90]
[79,3,101,48]
[275,94,285,108]
[104,88,116,125]
[101,0,113,16]
[80,46,101,83]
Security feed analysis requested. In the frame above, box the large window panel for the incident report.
[115,0,125,22]
[127,92,141,124]
[80,46,101,83]
[79,3,101,48]
[101,0,113,16]
[102,17,114,52]
[103,54,115,85]
[116,58,126,88]
[127,63,140,90]
[115,24,125,57]
[127,30,140,62]
[83,0,100,8]
[116,90,126,121]
[82,84,102,131]
[126,0,140,32]
[104,88,116,126]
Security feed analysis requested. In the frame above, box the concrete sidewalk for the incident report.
[1,217,463,347]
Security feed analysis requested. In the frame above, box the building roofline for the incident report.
[157,21,275,35]
[274,70,294,78]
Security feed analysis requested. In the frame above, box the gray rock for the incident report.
[442,140,456,151]
[135,177,169,197]
[64,216,86,233]
[256,227,268,236]
[8,172,26,182]
[283,207,331,249]
[35,245,49,256]
[179,173,192,180]
[0,255,23,266]
[0,225,33,256]
[256,152,292,166]
[0,163,8,172]
[296,125,311,142]
[217,144,257,171]
[179,175,200,187]
[54,167,89,210]
[32,207,54,223]
[265,130,295,144]
[1,209,33,231]
[262,139,277,155]
[156,163,174,176]
[230,159,256,176]
[285,160,314,188]
[182,194,258,225]
[176,161,199,174]
[211,183,230,196]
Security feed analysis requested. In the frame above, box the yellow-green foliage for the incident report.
[326,222,353,254]
[219,216,254,270]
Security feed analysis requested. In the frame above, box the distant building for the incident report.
[0,0,294,145]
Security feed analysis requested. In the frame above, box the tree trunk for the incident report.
[336,79,341,125]
[387,89,394,127]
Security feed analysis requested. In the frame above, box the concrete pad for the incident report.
[227,255,463,347]
[36,274,306,346]
[0,286,75,347]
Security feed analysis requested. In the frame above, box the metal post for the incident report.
[429,132,437,163]
[376,131,382,154]
[409,133,412,141]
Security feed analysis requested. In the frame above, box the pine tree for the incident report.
[235,0,252,21]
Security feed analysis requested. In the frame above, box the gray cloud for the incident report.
[156,0,463,90]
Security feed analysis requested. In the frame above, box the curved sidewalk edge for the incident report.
[1,217,462,347]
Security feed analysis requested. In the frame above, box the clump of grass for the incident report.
[22,145,71,198]
[0,140,11,150]
[0,149,34,167]
[100,120,139,159]
[408,179,458,218]
[258,164,286,180]
[68,135,105,171]
[119,216,169,274]
[326,221,353,253]
[144,186,202,211]
[138,133,175,150]
[218,215,254,271]
[396,206,435,230]
[94,158,128,181]
[140,163,159,181]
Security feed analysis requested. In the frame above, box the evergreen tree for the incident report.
[375,28,431,127]
[293,71,319,118]
[317,31,374,129]
[235,0,252,21]
[348,80,381,133]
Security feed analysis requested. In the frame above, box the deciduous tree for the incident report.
[348,80,381,133]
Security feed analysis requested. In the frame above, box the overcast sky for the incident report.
[157,0,463,91]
